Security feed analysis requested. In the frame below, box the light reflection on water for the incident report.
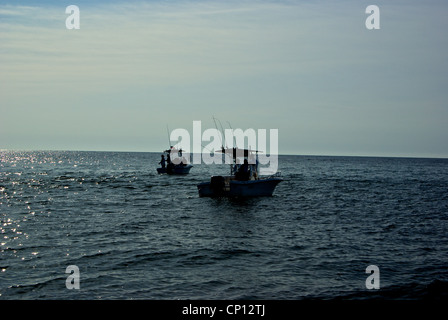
[1,151,448,299]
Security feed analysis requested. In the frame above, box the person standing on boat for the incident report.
[236,159,250,181]
[159,155,166,169]
[166,153,174,173]
[233,158,241,175]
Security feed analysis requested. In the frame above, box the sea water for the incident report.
[1,151,447,299]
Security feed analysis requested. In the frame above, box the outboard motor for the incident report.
[210,176,226,195]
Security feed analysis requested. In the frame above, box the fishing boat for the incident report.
[157,164,193,175]
[157,147,193,175]
[197,147,282,197]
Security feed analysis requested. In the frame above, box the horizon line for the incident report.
[1,148,447,160]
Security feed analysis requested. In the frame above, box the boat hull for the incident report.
[197,177,282,197]
[157,165,193,175]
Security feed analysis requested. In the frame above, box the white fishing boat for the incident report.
[197,147,282,197]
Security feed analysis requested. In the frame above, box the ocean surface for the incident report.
[1,151,448,300]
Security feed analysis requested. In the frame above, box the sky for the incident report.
[1,0,447,158]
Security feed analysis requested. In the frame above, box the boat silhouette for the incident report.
[197,147,282,197]
[157,147,193,175]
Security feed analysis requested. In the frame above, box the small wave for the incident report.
[326,279,448,300]
[54,176,76,181]
[218,248,253,256]
[114,250,183,268]
[6,276,66,296]
[77,250,114,261]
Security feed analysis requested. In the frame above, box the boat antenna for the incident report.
[201,144,214,154]
[217,118,225,144]
[212,116,225,150]
[226,121,237,149]
[166,125,172,150]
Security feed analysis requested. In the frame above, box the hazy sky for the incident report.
[1,0,447,157]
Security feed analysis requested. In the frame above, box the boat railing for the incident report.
[266,171,282,179]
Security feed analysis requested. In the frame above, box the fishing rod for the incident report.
[212,116,225,151]
[216,118,226,147]
[226,121,237,149]
[166,125,171,150]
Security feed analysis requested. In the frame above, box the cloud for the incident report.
[0,5,40,16]
[0,0,337,93]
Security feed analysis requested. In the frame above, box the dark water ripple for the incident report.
[1,151,448,299]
